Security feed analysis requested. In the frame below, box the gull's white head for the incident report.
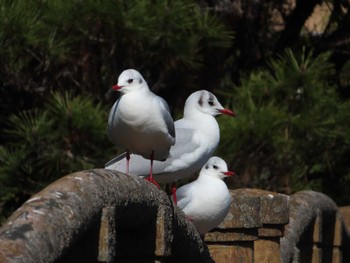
[183,90,235,118]
[201,156,235,180]
[112,69,148,94]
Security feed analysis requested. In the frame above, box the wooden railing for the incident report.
[0,169,349,263]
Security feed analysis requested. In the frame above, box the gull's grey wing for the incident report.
[104,152,127,168]
[157,96,175,141]
[106,99,121,141]
[105,127,200,176]
[105,153,150,176]
[164,127,199,163]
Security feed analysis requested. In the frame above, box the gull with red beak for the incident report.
[176,156,235,235]
[106,90,235,196]
[107,69,175,186]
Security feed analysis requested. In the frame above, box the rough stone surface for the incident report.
[0,169,213,263]
[205,189,290,263]
[280,190,350,263]
[1,173,349,263]
[219,189,289,229]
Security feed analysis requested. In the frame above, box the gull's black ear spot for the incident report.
[198,95,203,107]
[208,93,215,106]
[205,165,209,169]
[139,79,142,84]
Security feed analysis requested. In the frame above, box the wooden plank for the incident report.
[332,248,342,263]
[313,216,322,244]
[98,205,116,262]
[333,213,342,247]
[254,238,281,263]
[205,228,258,242]
[208,243,254,263]
[339,206,350,234]
[155,205,171,257]
[311,245,321,263]
[258,225,285,237]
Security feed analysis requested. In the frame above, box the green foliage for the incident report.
[0,92,114,221]
[1,0,350,223]
[0,0,233,221]
[218,49,350,203]
[0,0,233,98]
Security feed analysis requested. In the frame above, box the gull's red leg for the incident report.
[172,182,177,205]
[145,150,160,188]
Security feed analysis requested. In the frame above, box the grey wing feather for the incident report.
[106,99,121,139]
[105,127,200,176]
[151,127,200,174]
[158,96,175,140]
[165,127,198,161]
[105,153,150,175]
[104,152,127,168]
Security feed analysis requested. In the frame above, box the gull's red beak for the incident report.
[112,85,122,91]
[218,108,236,117]
[223,171,235,177]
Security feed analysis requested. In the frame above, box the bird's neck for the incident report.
[187,113,220,143]
[197,173,223,185]
[121,86,149,96]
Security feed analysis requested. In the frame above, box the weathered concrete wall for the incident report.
[206,189,350,263]
[206,188,290,263]
[281,191,349,263]
[0,169,349,263]
[0,169,212,263]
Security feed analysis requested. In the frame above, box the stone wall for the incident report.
[0,169,212,263]
[206,189,289,263]
[0,169,349,262]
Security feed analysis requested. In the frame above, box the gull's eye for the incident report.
[127,79,134,84]
[208,99,214,106]
[213,165,218,170]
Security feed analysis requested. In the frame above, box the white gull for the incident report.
[107,69,175,185]
[176,156,234,235]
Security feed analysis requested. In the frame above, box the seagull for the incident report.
[107,69,175,186]
[176,156,234,235]
[105,90,235,195]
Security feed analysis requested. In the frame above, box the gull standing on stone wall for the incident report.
[107,69,175,186]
